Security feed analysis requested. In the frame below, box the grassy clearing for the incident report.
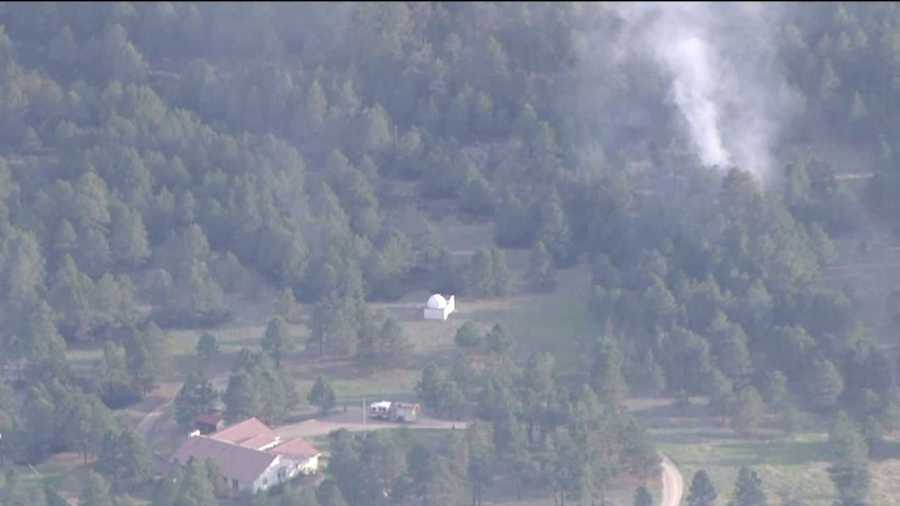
[292,365,422,406]
[633,398,842,505]
[660,433,835,506]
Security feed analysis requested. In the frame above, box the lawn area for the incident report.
[660,433,835,506]
[293,365,422,406]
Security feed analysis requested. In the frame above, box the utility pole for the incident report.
[362,397,366,426]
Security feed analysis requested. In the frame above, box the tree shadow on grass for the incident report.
[871,439,900,461]
[708,439,831,467]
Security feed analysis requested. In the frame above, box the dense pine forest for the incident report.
[2,2,900,505]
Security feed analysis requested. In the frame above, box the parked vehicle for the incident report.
[368,401,420,423]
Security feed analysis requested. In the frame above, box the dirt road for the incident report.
[660,454,684,506]
[136,398,174,438]
[274,406,467,439]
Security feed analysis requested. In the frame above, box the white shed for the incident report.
[424,293,455,320]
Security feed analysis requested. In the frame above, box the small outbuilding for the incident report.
[424,293,455,320]
[193,412,226,435]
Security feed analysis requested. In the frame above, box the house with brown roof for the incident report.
[208,417,281,450]
[173,418,320,494]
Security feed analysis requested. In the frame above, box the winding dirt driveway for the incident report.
[660,454,684,506]
[274,408,682,506]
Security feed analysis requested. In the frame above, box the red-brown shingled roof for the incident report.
[173,435,276,484]
[269,438,320,460]
[209,417,279,449]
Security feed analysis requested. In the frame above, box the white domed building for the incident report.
[423,293,455,320]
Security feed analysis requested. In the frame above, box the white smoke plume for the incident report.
[609,2,800,180]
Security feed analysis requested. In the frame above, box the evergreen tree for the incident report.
[373,316,412,367]
[54,219,79,262]
[485,323,513,355]
[454,322,482,349]
[828,461,870,506]
[261,316,292,368]
[318,477,349,506]
[125,322,170,396]
[309,376,337,415]
[64,392,117,464]
[537,192,573,267]
[490,247,512,296]
[731,386,765,437]
[527,240,557,292]
[110,201,150,268]
[174,372,218,429]
[100,341,136,408]
[467,248,495,297]
[634,485,654,506]
[806,358,844,410]
[223,371,261,424]
[48,254,94,338]
[728,466,767,506]
[764,370,789,409]
[195,333,218,364]
[276,286,299,322]
[829,412,869,466]
[588,335,629,409]
[95,430,150,492]
[686,469,718,506]
[175,459,217,506]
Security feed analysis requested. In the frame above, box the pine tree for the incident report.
[728,466,767,506]
[687,469,718,506]
[261,316,292,368]
[125,323,170,397]
[527,241,557,292]
[454,322,483,349]
[485,323,513,355]
[223,371,261,424]
[276,287,299,322]
[64,392,117,464]
[806,358,844,410]
[634,485,654,506]
[95,431,150,492]
[318,477,350,506]
[309,376,337,415]
[490,247,512,295]
[731,386,765,437]
[54,219,78,262]
[467,248,495,297]
[538,192,572,267]
[48,254,94,337]
[589,335,629,409]
[195,333,218,364]
[375,316,412,367]
[110,201,150,268]
[174,371,218,429]
[175,459,217,506]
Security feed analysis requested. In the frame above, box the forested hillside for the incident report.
[2,2,900,505]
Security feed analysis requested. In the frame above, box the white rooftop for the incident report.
[426,294,447,309]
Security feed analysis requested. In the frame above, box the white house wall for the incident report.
[252,455,288,493]
[299,454,320,475]
[251,455,321,492]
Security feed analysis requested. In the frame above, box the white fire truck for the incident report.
[368,401,420,423]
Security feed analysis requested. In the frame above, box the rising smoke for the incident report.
[609,2,801,180]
